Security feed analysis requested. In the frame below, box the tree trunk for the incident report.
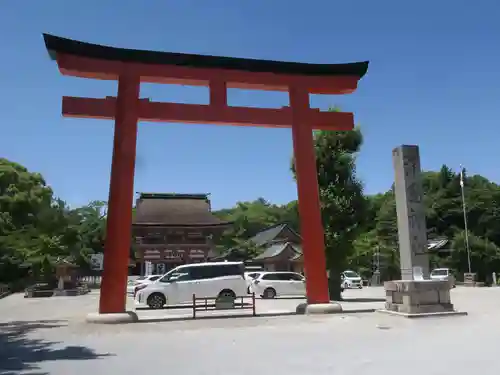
[328,267,343,301]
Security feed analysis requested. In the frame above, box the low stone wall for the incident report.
[24,285,91,298]
[53,287,90,296]
[24,289,54,298]
[0,284,11,299]
[384,280,455,314]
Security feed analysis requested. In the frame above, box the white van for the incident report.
[134,262,248,309]
[430,268,456,287]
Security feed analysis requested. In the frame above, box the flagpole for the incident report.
[460,164,472,273]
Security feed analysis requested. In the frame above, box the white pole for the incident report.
[460,165,472,273]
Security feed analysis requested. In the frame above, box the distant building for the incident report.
[212,227,453,274]
[133,193,232,275]
[427,237,452,254]
[212,223,304,273]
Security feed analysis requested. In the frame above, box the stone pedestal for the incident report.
[296,302,343,315]
[463,273,478,287]
[379,280,467,318]
[53,289,79,296]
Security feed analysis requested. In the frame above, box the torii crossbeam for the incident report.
[43,34,368,320]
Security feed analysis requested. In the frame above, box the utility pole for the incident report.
[460,164,472,273]
[372,245,381,286]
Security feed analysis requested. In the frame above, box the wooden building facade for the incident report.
[133,193,231,275]
[212,223,304,273]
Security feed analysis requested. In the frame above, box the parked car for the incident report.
[127,275,162,296]
[430,268,456,287]
[341,270,363,289]
[134,262,248,309]
[244,271,263,293]
[249,271,305,299]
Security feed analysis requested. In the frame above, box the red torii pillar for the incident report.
[43,34,368,321]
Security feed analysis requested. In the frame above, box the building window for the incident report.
[187,237,206,245]
[142,235,165,244]
[166,234,185,244]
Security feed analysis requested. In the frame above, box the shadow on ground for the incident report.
[0,320,113,375]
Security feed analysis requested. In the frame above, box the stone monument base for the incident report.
[86,311,139,324]
[463,272,480,287]
[378,280,467,318]
[296,302,343,315]
[53,287,91,297]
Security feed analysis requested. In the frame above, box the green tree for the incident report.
[450,230,500,283]
[213,198,293,254]
[0,158,108,283]
[360,164,500,282]
[0,158,56,282]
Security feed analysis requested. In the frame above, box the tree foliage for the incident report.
[0,158,106,284]
[213,198,297,259]
[3,123,500,290]
[289,126,367,299]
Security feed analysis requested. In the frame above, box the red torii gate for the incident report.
[43,34,368,320]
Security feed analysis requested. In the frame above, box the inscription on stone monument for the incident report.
[392,145,429,280]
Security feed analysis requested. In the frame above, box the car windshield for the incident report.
[344,271,360,278]
[431,269,448,276]
[159,268,183,282]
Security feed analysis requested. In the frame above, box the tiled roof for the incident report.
[53,257,78,267]
[427,238,449,250]
[253,241,302,260]
[289,245,303,260]
[248,223,301,246]
[133,193,231,227]
[253,242,287,260]
[213,223,301,261]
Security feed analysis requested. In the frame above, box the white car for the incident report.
[126,275,162,296]
[430,268,456,287]
[341,270,363,289]
[249,271,305,299]
[244,271,263,293]
[135,262,248,309]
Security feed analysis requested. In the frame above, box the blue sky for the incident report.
[1,1,499,210]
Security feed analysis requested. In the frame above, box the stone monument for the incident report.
[392,145,429,280]
[380,145,466,318]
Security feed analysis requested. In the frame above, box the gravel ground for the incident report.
[1,287,498,375]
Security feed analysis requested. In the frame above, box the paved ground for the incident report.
[0,287,384,323]
[1,287,499,374]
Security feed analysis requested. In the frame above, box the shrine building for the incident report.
[133,193,231,274]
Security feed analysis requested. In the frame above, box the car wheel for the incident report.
[263,288,277,299]
[218,289,236,301]
[147,293,166,309]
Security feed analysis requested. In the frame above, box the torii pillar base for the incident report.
[86,311,139,324]
[295,302,343,315]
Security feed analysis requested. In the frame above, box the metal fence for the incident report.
[76,275,102,288]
